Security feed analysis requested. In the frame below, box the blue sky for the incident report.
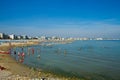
[0,0,120,38]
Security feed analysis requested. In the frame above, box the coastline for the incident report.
[0,40,80,80]
[0,40,40,79]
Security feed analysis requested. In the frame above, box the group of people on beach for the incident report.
[9,47,35,63]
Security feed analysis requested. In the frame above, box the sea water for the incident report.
[11,40,120,80]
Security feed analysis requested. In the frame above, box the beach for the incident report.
[1,40,120,80]
[0,40,79,80]
[0,40,39,79]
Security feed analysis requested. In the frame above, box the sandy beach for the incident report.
[0,40,79,80]
[0,40,39,80]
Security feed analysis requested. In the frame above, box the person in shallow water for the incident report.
[17,49,25,63]
[21,52,25,59]
[32,48,34,54]
[17,52,20,61]
[13,50,17,60]
[28,47,30,56]
[18,53,24,63]
[18,52,20,56]
[19,58,24,63]
[14,51,16,55]
[21,47,24,52]
[37,48,41,54]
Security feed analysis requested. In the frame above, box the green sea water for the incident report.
[11,40,120,80]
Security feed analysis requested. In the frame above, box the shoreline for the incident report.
[0,40,40,79]
[0,40,80,80]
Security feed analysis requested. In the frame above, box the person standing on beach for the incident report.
[9,48,11,54]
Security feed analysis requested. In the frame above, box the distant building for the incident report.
[16,35,22,39]
[32,37,38,39]
[61,38,65,40]
[21,35,28,39]
[96,38,103,40]
[0,33,4,39]
[28,36,32,39]
[4,34,9,39]
[38,36,46,40]
[67,37,73,40]
[9,34,15,39]
[46,37,51,40]
[0,33,9,39]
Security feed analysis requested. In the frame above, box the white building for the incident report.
[61,38,65,40]
[0,33,9,39]
[96,38,103,40]
[21,35,28,39]
[39,36,46,40]
[0,33,4,39]
[9,34,15,39]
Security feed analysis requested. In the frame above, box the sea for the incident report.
[9,40,120,80]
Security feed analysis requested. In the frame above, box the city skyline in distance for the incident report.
[0,0,120,38]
